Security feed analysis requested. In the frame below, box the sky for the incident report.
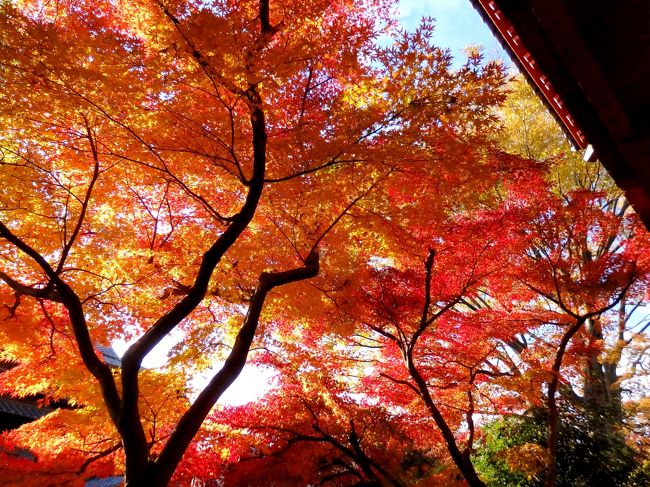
[397,0,511,66]
[114,0,513,407]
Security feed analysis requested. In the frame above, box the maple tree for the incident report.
[1,0,648,484]
[338,213,528,487]
[195,369,441,486]
[203,80,650,487]
[192,154,548,487]
[0,0,511,484]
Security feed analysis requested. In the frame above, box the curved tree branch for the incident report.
[148,251,320,485]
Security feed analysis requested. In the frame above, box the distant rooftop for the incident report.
[0,397,50,420]
[96,345,122,368]
[84,476,123,487]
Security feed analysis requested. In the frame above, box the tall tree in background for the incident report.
[506,189,646,487]
[497,78,650,486]
[0,0,508,484]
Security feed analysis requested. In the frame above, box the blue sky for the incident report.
[397,0,511,66]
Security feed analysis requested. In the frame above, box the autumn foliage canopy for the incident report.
[0,0,648,486]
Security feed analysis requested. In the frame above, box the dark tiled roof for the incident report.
[96,345,122,368]
[0,345,121,424]
[84,476,123,487]
[0,397,50,419]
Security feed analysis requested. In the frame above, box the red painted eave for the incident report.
[471,0,650,229]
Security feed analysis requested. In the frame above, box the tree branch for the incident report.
[0,271,62,302]
[55,115,100,274]
[149,252,320,484]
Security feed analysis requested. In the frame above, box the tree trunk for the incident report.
[408,363,485,487]
[544,317,585,487]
